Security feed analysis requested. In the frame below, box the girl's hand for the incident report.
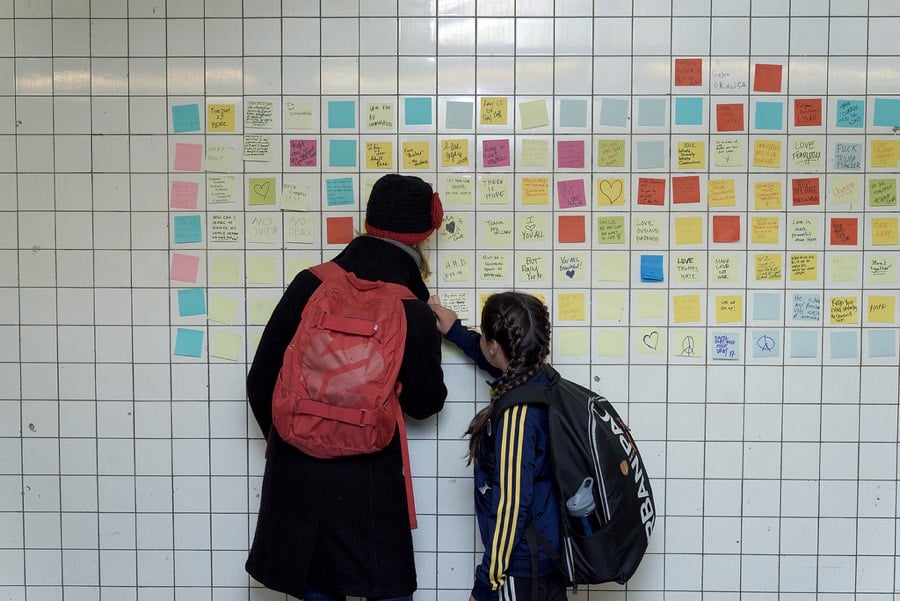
[427,295,458,334]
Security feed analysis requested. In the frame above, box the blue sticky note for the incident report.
[752,330,780,358]
[172,104,201,133]
[329,139,357,167]
[638,98,667,127]
[445,101,474,130]
[599,98,629,127]
[405,97,433,125]
[712,332,741,361]
[674,97,703,126]
[635,140,666,169]
[559,99,588,128]
[174,328,203,357]
[173,214,202,244]
[755,101,783,130]
[640,255,664,282]
[868,330,897,358]
[835,99,864,128]
[327,100,356,129]
[834,142,862,171]
[177,288,206,317]
[791,293,821,321]
[873,98,900,127]
[830,331,858,359]
[789,329,818,358]
[752,292,781,321]
[325,177,355,206]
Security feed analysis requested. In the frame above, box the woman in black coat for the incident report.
[246,175,448,601]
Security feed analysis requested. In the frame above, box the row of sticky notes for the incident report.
[174,327,248,361]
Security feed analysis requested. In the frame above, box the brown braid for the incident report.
[465,292,551,465]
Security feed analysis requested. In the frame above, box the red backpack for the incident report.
[271,260,419,526]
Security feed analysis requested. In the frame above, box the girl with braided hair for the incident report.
[428,292,566,601]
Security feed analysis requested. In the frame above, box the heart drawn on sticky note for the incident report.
[642,331,659,350]
[253,181,271,199]
[599,179,624,204]
[565,269,575,278]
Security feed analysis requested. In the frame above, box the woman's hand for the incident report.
[427,295,457,335]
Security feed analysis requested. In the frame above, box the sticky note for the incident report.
[557,293,586,321]
[480,97,508,125]
[242,134,271,162]
[755,101,783,130]
[329,139,357,167]
[674,58,703,86]
[365,141,393,170]
[597,139,626,168]
[637,328,664,355]
[172,103,201,133]
[245,100,274,129]
[790,216,820,245]
[326,216,354,245]
[170,180,199,210]
[177,288,206,317]
[873,98,900,127]
[752,139,782,168]
[557,140,585,169]
[675,97,703,125]
[752,292,781,321]
[830,295,859,325]
[519,99,549,129]
[210,331,242,362]
[830,176,861,206]
[672,176,700,204]
[829,331,858,360]
[636,140,665,170]
[288,139,317,168]
[174,214,202,244]
[716,103,744,132]
[632,217,662,246]
[559,99,588,128]
[751,216,779,245]
[831,255,858,283]
[676,141,705,169]
[205,144,234,173]
[708,178,736,207]
[789,330,818,358]
[792,139,822,168]
[868,255,897,285]
[596,216,625,245]
[441,139,469,167]
[867,295,896,324]
[868,330,897,358]
[673,329,703,359]
[482,139,511,168]
[327,100,356,129]
[673,254,704,286]
[636,178,666,206]
[174,328,203,357]
[835,99,864,128]
[599,98,629,127]
[750,330,778,358]
[870,140,900,169]
[401,141,430,170]
[558,215,585,243]
[174,143,203,171]
[520,138,549,167]
[595,291,625,321]
[790,253,818,281]
[597,178,625,206]
[710,255,738,283]
[517,253,546,283]
[597,253,628,281]
[753,181,782,210]
[754,253,782,281]
[792,293,821,321]
[713,138,743,167]
[673,294,701,323]
[869,179,897,207]
[872,217,899,246]
[793,98,822,127]
[479,176,509,205]
[208,104,235,132]
[753,63,782,92]
[446,101,474,130]
[674,216,703,245]
[247,177,276,206]
[715,295,743,323]
[325,177,354,206]
[171,253,200,282]
[483,216,512,246]
[557,179,586,209]
[560,254,586,281]
[479,252,508,281]
[516,214,546,245]
[285,101,314,129]
[640,255,664,282]
[792,177,820,206]
[521,177,550,205]
[405,97,432,125]
[638,98,667,127]
[208,293,239,325]
[830,217,858,246]
[713,215,741,243]
[712,332,741,361]
[366,102,393,130]
[558,328,589,357]
[834,142,862,170]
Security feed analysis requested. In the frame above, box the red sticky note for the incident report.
[791,177,820,206]
[672,175,701,204]
[326,216,355,245]
[636,177,666,206]
[794,98,822,127]
[482,139,511,168]
[753,63,783,92]
[290,139,317,167]
[173,143,203,171]
[712,215,741,243]
[558,215,586,243]
[716,103,744,132]
[170,180,199,209]
[674,58,703,86]
[557,140,585,169]
[830,217,858,246]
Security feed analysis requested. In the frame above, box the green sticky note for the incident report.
[869,178,897,207]
[596,216,625,244]
[248,177,277,205]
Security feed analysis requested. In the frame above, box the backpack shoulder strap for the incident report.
[494,364,560,413]
[308,260,346,282]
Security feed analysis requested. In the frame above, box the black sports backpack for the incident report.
[498,365,656,589]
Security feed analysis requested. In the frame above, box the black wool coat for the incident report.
[245,236,448,599]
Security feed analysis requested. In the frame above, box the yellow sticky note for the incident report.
[597,216,626,245]
[365,141,393,170]
[401,141,429,170]
[558,254,586,282]
[441,139,469,167]
[715,294,743,323]
[752,139,782,168]
[751,216,780,244]
[442,254,472,282]
[480,176,509,205]
[248,177,277,206]
[708,178,737,207]
[789,253,818,281]
[443,176,473,205]
[596,328,627,357]
[672,253,704,283]
[753,181,783,210]
[677,141,706,170]
[830,296,858,325]
[247,214,280,244]
[208,104,236,132]
[480,97,508,125]
[673,329,704,359]
[207,174,236,203]
[439,291,471,322]
[210,257,241,285]
[440,213,468,244]
[520,138,550,167]
[366,102,394,130]
[284,214,315,244]
[210,330,242,361]
[636,328,665,355]
[597,253,628,282]
[753,253,782,281]
[205,144,235,173]
[518,213,548,244]
[792,139,822,168]
[281,183,310,211]
[830,176,861,206]
[479,252,509,281]
[517,253,547,283]
[714,138,743,167]
[557,293,586,321]
[790,216,820,245]
[521,177,550,205]
[597,139,626,168]
[208,293,240,325]
[872,217,899,246]
[710,255,739,283]
[868,256,897,285]
[674,216,703,245]
[870,140,900,168]
[635,291,666,319]
[632,217,663,246]
[284,101,314,129]
[243,134,271,162]
[867,295,896,323]
[483,217,513,246]
[247,256,277,284]
[597,178,626,206]
[831,255,858,283]
[286,257,315,279]
[519,99,549,129]
[595,291,625,322]
[249,297,277,325]
[672,294,701,324]
[558,328,589,357]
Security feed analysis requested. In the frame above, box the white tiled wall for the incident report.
[2,0,899,599]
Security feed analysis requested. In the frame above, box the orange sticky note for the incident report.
[792,177,820,206]
[830,217,858,246]
[713,215,741,243]
[675,58,703,86]
[558,215,586,243]
[326,216,354,245]
[672,175,701,204]
[716,103,744,132]
[794,98,822,127]
[637,177,666,206]
[753,63,782,92]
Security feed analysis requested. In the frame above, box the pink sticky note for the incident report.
[556,178,587,209]
[557,140,585,169]
[174,143,203,171]
[170,180,199,209]
[170,253,200,282]
[290,139,318,167]
[482,139,511,168]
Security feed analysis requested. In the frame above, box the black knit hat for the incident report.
[365,174,444,245]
